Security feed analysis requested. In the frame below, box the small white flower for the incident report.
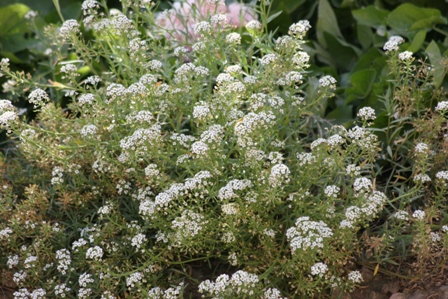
[348,270,363,283]
[288,20,311,38]
[383,35,404,52]
[357,107,376,121]
[398,51,413,61]
[310,262,328,277]
[435,101,448,112]
[226,32,241,44]
[415,142,429,153]
[412,210,425,221]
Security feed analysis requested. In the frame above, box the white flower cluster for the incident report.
[106,83,127,103]
[25,10,38,20]
[55,249,71,275]
[391,210,409,221]
[345,126,378,151]
[260,53,278,65]
[357,107,376,121]
[412,210,425,221]
[85,246,104,260]
[318,75,337,89]
[140,171,212,219]
[288,20,311,39]
[414,142,429,153]
[436,170,448,186]
[7,254,19,269]
[60,63,79,78]
[78,93,95,106]
[218,179,253,200]
[346,164,361,176]
[54,283,71,298]
[193,102,211,120]
[414,173,431,183]
[171,133,196,147]
[296,152,316,167]
[13,271,27,285]
[435,101,448,112]
[193,21,212,37]
[51,166,64,185]
[226,32,241,44]
[59,19,80,40]
[211,13,228,26]
[80,124,97,137]
[119,125,161,152]
[28,88,49,108]
[246,20,262,31]
[310,262,328,277]
[147,283,184,299]
[398,51,413,61]
[72,238,88,252]
[79,272,94,287]
[126,272,143,288]
[324,185,340,198]
[353,177,372,194]
[171,210,207,244]
[131,233,147,250]
[198,270,259,297]
[0,99,16,128]
[219,202,237,215]
[81,0,99,15]
[286,216,333,254]
[347,270,363,283]
[383,35,404,52]
[234,111,276,147]
[341,191,387,228]
[269,163,290,187]
[263,288,288,299]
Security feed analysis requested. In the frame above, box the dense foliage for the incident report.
[0,0,448,298]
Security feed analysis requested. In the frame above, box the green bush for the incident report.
[1,0,448,298]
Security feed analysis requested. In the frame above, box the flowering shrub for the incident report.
[1,0,448,298]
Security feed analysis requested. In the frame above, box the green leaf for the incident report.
[317,0,342,47]
[267,10,283,23]
[352,5,389,28]
[279,0,306,14]
[0,4,29,35]
[52,0,64,22]
[425,41,446,88]
[387,3,447,37]
[326,105,354,125]
[345,69,377,104]
[356,24,374,50]
[352,47,385,74]
[406,30,426,53]
[323,32,360,72]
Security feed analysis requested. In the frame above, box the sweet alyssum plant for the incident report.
[2,0,446,298]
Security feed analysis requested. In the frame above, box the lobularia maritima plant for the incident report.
[1,0,448,298]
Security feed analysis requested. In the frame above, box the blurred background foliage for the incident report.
[0,0,447,149]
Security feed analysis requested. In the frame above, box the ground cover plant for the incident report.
[1,0,448,298]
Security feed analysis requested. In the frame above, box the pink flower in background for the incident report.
[156,0,257,42]
[227,2,256,26]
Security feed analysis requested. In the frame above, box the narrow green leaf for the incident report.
[267,10,283,23]
[52,0,64,22]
